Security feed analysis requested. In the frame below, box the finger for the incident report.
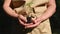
[18,15,27,22]
[18,19,33,26]
[18,19,26,26]
[26,22,40,28]
[27,19,42,28]
[32,18,36,21]
[32,18,36,24]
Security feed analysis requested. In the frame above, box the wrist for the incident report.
[14,14,19,18]
[12,10,19,18]
[10,13,19,18]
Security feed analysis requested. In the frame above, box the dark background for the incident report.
[0,0,60,34]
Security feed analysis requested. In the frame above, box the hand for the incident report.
[25,18,42,28]
[18,15,33,26]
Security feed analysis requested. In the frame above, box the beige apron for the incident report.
[11,0,52,34]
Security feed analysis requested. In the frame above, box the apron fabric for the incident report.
[11,0,52,34]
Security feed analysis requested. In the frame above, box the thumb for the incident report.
[32,18,36,21]
[32,18,36,24]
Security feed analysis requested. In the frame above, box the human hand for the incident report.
[25,17,42,28]
[18,15,33,26]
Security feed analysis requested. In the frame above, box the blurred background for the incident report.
[0,0,60,34]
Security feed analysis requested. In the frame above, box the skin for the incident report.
[3,0,56,28]
[3,0,18,18]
